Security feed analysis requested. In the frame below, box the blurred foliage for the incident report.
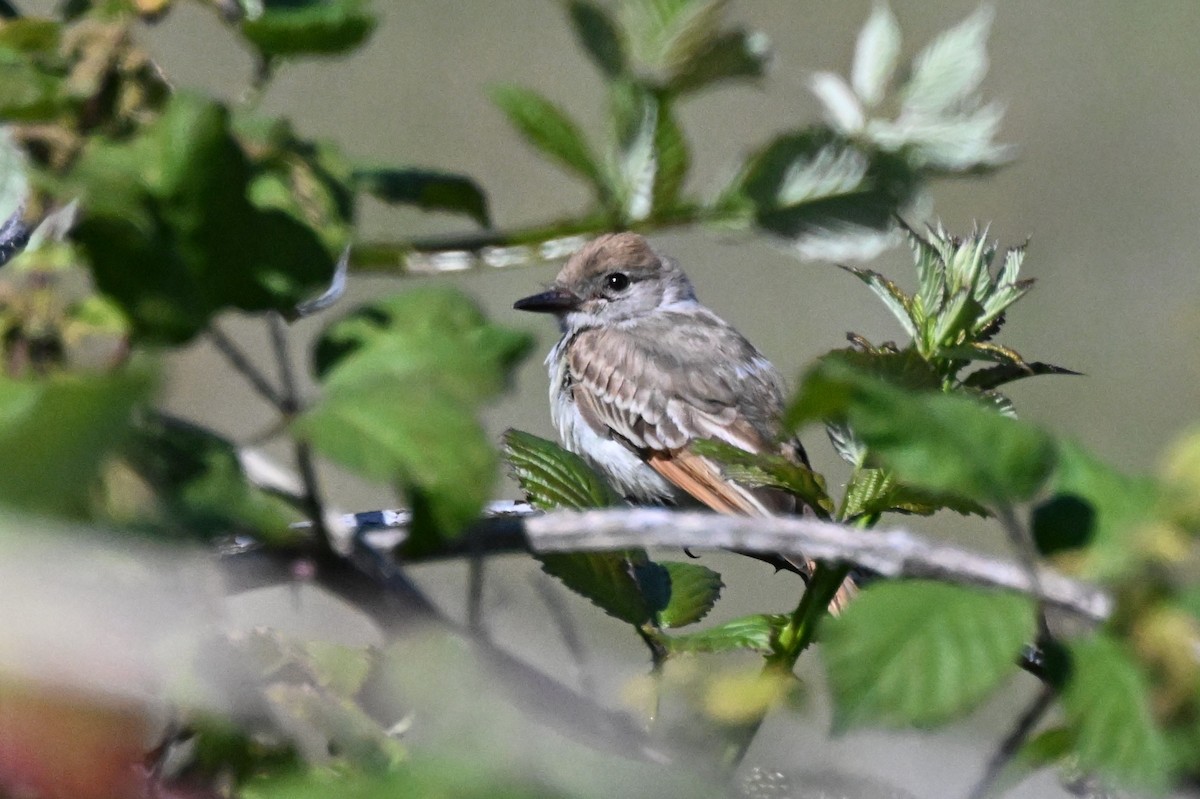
[0,1,1194,798]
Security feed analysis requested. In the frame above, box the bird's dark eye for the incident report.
[605,272,630,291]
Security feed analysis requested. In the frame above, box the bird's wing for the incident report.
[565,316,789,516]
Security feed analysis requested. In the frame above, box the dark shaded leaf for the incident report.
[822,581,1035,727]
[241,0,376,58]
[669,29,769,94]
[666,613,788,655]
[503,429,622,511]
[490,84,607,192]
[1031,494,1095,556]
[789,357,1056,504]
[658,561,722,628]
[963,361,1080,390]
[651,94,689,212]
[539,550,660,627]
[353,167,490,227]
[1061,635,1173,794]
[689,438,834,518]
[0,367,153,517]
[566,0,625,78]
[66,93,335,343]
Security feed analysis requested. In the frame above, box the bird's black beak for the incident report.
[513,287,581,313]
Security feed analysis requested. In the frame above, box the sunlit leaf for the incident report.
[503,429,622,510]
[822,581,1035,727]
[240,0,376,58]
[838,265,916,339]
[665,613,788,654]
[658,561,722,628]
[852,2,901,107]
[901,5,993,118]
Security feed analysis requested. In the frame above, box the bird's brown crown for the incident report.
[556,232,667,287]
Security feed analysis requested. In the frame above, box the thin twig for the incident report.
[466,553,486,637]
[996,505,1053,641]
[532,574,598,700]
[207,325,287,412]
[965,683,1056,799]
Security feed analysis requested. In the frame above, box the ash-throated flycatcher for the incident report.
[515,232,853,610]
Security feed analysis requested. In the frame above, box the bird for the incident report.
[514,232,854,612]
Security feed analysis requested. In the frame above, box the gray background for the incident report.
[143,3,1200,797]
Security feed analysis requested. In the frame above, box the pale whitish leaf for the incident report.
[852,2,901,107]
[0,129,28,226]
[1061,635,1174,793]
[776,144,869,207]
[901,5,994,118]
[621,0,727,76]
[792,225,898,263]
[822,581,1035,727]
[23,200,78,252]
[612,88,658,220]
[658,561,723,628]
[666,613,788,654]
[826,421,866,467]
[809,72,865,133]
[839,265,917,339]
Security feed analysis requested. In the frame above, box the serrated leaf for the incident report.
[666,613,788,654]
[352,167,490,227]
[901,5,993,118]
[852,2,901,107]
[668,29,769,94]
[567,0,625,78]
[963,361,1080,391]
[658,561,722,628]
[502,429,621,510]
[838,265,917,339]
[240,0,376,58]
[1061,635,1174,793]
[490,84,607,193]
[789,358,1056,504]
[1050,442,1160,580]
[0,367,153,518]
[539,550,661,626]
[841,467,987,520]
[822,581,1036,727]
[689,438,834,518]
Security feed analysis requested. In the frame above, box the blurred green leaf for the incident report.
[301,287,532,545]
[822,581,1035,727]
[566,0,625,78]
[668,29,769,94]
[689,438,835,518]
[665,613,788,654]
[649,94,689,212]
[0,366,152,517]
[0,50,64,120]
[0,19,61,52]
[122,413,300,544]
[789,358,1056,504]
[1031,494,1095,556]
[658,561,722,628]
[241,0,376,58]
[353,167,490,227]
[1061,635,1174,794]
[490,84,607,193]
[1049,442,1160,580]
[502,429,622,511]
[620,0,726,78]
[539,550,663,627]
[65,92,335,343]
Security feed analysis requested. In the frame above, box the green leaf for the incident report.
[0,367,153,518]
[838,265,917,339]
[489,84,607,192]
[122,413,300,544]
[963,361,1080,391]
[1061,635,1174,793]
[789,358,1057,504]
[651,95,690,212]
[665,613,788,654]
[689,438,835,518]
[66,92,335,343]
[502,429,621,510]
[1030,494,1095,556]
[300,288,532,545]
[620,0,726,77]
[241,0,377,58]
[851,2,901,107]
[353,167,490,227]
[842,467,987,519]
[722,129,917,261]
[658,561,722,628]
[822,581,1036,727]
[1049,442,1160,580]
[668,29,769,94]
[539,550,662,627]
[566,0,625,78]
